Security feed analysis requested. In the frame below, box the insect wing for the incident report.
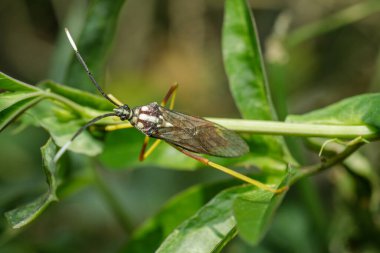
[152,107,249,157]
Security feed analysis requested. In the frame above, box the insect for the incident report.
[54,28,287,193]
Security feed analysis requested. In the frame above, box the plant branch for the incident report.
[286,0,380,47]
[40,90,379,140]
[289,138,366,184]
[42,92,86,114]
[207,118,378,139]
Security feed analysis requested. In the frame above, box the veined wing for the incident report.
[152,107,249,157]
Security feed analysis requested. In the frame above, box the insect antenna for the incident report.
[54,112,116,163]
[64,28,119,107]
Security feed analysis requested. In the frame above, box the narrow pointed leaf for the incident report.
[222,0,292,246]
[287,93,380,130]
[4,193,52,229]
[155,174,287,251]
[64,0,126,92]
[5,139,59,228]
[0,72,44,131]
[222,0,287,157]
[156,186,251,253]
[222,0,276,121]
[123,181,237,253]
[233,189,286,245]
[0,72,40,92]
[0,92,42,112]
[0,96,44,131]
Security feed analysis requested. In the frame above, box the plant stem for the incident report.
[41,91,379,139]
[290,140,366,184]
[286,0,380,47]
[42,92,85,114]
[206,118,378,139]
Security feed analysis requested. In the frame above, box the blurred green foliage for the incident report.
[1,0,380,252]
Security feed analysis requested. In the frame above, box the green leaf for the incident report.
[155,186,247,253]
[4,193,52,229]
[0,96,44,131]
[222,0,288,158]
[0,72,45,131]
[222,0,275,121]
[231,170,291,246]
[64,0,126,92]
[286,93,380,130]
[123,181,237,253]
[0,92,42,112]
[0,75,108,156]
[222,0,293,246]
[155,180,286,253]
[0,72,40,92]
[5,139,59,228]
[233,188,286,245]
[25,100,102,156]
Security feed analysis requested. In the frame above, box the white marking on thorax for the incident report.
[136,122,144,129]
[141,106,149,112]
[139,114,159,123]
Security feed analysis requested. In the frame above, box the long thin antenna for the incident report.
[54,112,116,162]
[64,28,120,107]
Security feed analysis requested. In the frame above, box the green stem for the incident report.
[286,0,380,47]
[42,92,86,114]
[290,140,366,184]
[206,118,377,139]
[40,91,379,139]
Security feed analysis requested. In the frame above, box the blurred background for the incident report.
[1,0,380,252]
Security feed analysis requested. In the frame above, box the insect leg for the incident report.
[138,137,162,161]
[139,136,150,161]
[107,94,124,106]
[173,146,288,194]
[105,122,133,131]
[161,83,179,109]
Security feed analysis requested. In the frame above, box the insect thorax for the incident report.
[130,102,168,136]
